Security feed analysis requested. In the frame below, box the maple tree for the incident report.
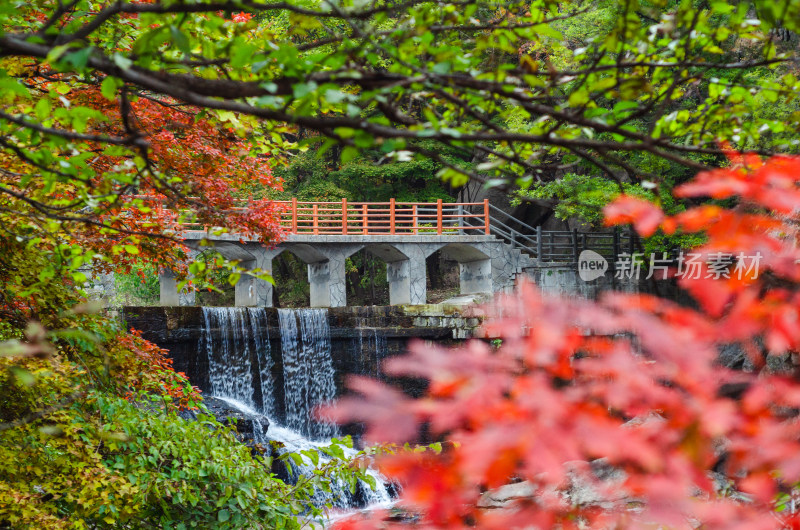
[326,154,800,529]
[0,7,287,304]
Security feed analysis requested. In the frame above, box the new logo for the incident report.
[578,250,608,281]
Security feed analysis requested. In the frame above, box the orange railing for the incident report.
[125,196,492,236]
[270,198,491,236]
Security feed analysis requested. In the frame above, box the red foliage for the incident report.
[64,85,285,274]
[326,155,800,528]
[10,5,284,278]
[603,195,664,237]
[118,329,201,410]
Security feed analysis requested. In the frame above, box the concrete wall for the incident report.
[526,265,691,302]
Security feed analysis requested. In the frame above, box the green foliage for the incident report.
[274,141,465,202]
[91,394,308,529]
[0,314,373,528]
[114,264,160,306]
[517,173,654,225]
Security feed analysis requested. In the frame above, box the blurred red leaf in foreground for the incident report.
[323,154,800,528]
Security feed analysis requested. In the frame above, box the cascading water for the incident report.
[248,307,275,418]
[356,318,387,378]
[202,307,273,443]
[202,307,256,408]
[200,306,393,512]
[277,308,337,439]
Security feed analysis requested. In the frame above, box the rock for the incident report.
[718,343,747,370]
[477,460,630,512]
[564,460,628,509]
[477,480,537,509]
[202,396,270,442]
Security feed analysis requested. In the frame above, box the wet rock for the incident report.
[202,396,270,442]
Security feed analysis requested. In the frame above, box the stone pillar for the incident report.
[83,270,116,307]
[305,244,363,308]
[385,243,443,305]
[386,258,430,305]
[308,261,332,307]
[252,248,281,307]
[387,260,411,305]
[459,258,493,294]
[219,245,281,307]
[161,270,197,306]
[178,283,196,306]
[235,260,258,307]
[179,249,198,306]
[160,249,198,306]
[159,269,179,306]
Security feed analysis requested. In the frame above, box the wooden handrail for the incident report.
[124,195,644,266]
[342,198,348,235]
[128,196,496,237]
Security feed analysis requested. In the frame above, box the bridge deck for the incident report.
[182,231,497,244]
[155,197,636,308]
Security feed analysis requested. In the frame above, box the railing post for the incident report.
[613,227,620,263]
[572,228,579,266]
[628,230,635,254]
[412,204,418,235]
[313,204,319,235]
[536,226,542,265]
[436,199,443,235]
[362,204,368,235]
[342,198,348,235]
[291,197,297,234]
[483,199,490,235]
[390,198,396,235]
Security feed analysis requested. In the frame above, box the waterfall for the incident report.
[215,395,393,511]
[200,306,394,512]
[202,307,257,409]
[278,308,337,440]
[248,307,275,417]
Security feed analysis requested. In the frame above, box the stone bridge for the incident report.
[159,199,634,307]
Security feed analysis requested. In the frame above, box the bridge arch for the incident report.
[163,238,505,307]
[440,243,493,296]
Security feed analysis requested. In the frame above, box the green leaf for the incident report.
[101,77,119,100]
[113,53,133,70]
[293,82,317,99]
[568,89,590,107]
[64,48,92,69]
[35,98,50,121]
[341,146,359,164]
[169,25,191,54]
[218,509,230,522]
[10,366,35,387]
